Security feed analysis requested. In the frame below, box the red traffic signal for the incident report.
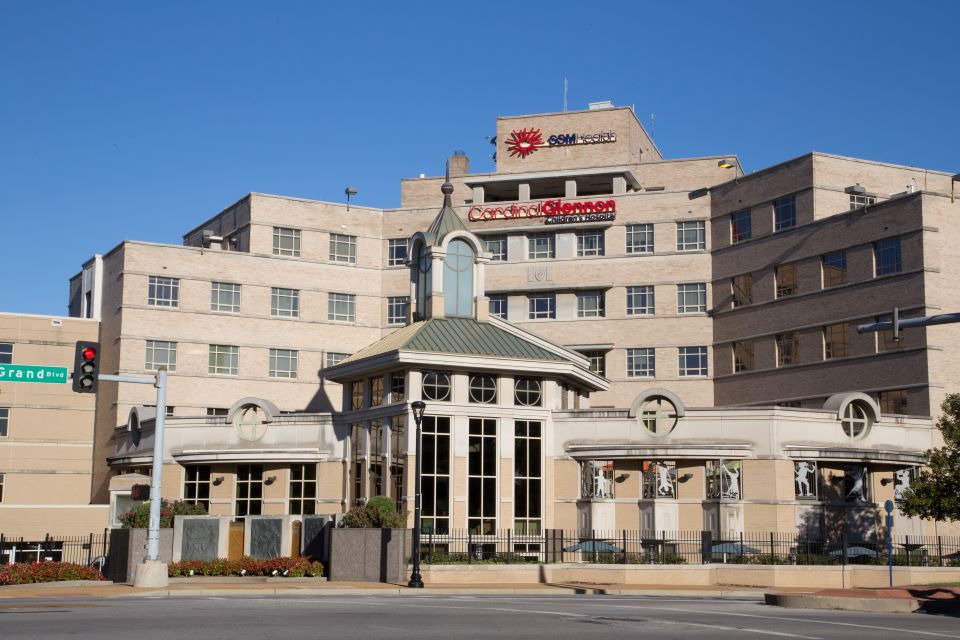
[72,340,100,394]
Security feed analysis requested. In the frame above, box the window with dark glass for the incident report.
[0,343,11,365]
[676,221,705,251]
[350,423,364,503]
[730,210,751,243]
[576,230,605,257]
[822,250,847,287]
[422,370,452,402]
[774,195,796,231]
[484,235,507,261]
[775,263,798,298]
[387,239,409,267]
[183,465,211,510]
[369,420,383,497]
[514,420,542,535]
[514,377,542,406]
[823,322,849,359]
[583,351,605,376]
[731,274,752,308]
[468,418,497,535]
[289,464,317,515]
[874,237,902,276]
[390,415,405,511]
[390,372,405,403]
[468,374,497,404]
[421,416,451,534]
[489,295,507,320]
[235,464,263,516]
[527,293,555,319]
[576,290,605,318]
[733,341,753,372]
[776,332,799,366]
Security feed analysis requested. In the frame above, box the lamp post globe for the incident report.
[408,400,426,588]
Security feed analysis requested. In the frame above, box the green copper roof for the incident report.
[424,201,468,245]
[336,317,567,367]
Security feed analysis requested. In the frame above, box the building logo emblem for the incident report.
[505,127,544,158]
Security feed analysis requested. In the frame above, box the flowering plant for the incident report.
[0,561,103,585]
[167,556,323,578]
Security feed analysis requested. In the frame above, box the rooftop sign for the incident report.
[468,199,616,225]
[505,127,617,159]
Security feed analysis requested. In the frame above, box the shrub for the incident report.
[0,562,103,585]
[341,496,404,528]
[120,499,207,528]
[167,556,324,578]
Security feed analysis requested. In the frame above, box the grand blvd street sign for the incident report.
[0,364,69,384]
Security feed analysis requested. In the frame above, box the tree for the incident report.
[341,496,404,528]
[897,393,960,521]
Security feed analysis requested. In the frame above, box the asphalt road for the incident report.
[0,594,957,640]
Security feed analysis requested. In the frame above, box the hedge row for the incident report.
[0,562,103,585]
[168,556,324,578]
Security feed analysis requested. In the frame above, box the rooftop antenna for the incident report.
[563,78,568,112]
[649,113,655,135]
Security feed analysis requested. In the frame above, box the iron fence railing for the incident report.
[416,529,960,567]
[0,531,109,567]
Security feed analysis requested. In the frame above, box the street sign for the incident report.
[0,364,69,384]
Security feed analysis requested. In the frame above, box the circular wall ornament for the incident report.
[639,396,679,437]
[234,404,268,441]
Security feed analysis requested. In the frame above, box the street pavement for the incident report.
[0,594,958,639]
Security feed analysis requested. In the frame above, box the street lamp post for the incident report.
[408,400,426,588]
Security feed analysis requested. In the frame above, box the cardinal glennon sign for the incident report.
[468,199,616,225]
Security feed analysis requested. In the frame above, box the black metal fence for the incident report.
[0,531,109,568]
[417,530,960,567]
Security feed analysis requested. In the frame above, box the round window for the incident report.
[639,396,679,437]
[422,371,452,402]
[841,402,871,439]
[469,374,497,404]
[514,377,542,407]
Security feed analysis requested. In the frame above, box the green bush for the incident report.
[168,556,324,578]
[341,496,404,528]
[0,562,103,585]
[424,552,539,565]
[120,499,207,528]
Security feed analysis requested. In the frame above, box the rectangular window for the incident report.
[350,423,364,503]
[527,233,555,259]
[730,210,752,243]
[329,233,357,264]
[679,346,708,376]
[731,274,752,308]
[776,332,799,367]
[269,348,298,379]
[272,227,301,257]
[821,250,847,288]
[208,344,239,376]
[0,473,5,502]
[235,464,263,516]
[0,407,8,437]
[676,221,706,251]
[145,340,177,372]
[390,372,405,403]
[468,418,497,535]
[733,341,754,372]
[879,390,908,415]
[206,408,228,416]
[576,230,605,257]
[387,296,409,326]
[626,223,654,254]
[421,415,451,535]
[369,420,383,497]
[147,276,179,307]
[325,352,349,367]
[488,295,507,320]
[390,415,405,511]
[876,313,902,352]
[641,460,677,500]
[350,381,364,410]
[0,343,11,364]
[271,287,300,318]
[774,195,797,231]
[626,347,655,378]
[387,239,408,267]
[485,235,507,261]
[328,293,356,322]
[775,263,798,298]
[626,285,654,316]
[289,464,317,515]
[874,237,902,276]
[211,282,241,313]
[823,322,849,359]
[514,420,542,536]
[850,193,876,209]
[183,465,211,510]
[706,459,743,500]
[576,290,605,318]
[370,376,384,406]
[583,351,606,376]
[527,293,555,319]
[677,283,707,314]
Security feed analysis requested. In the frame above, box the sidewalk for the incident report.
[0,578,775,600]
[765,585,960,614]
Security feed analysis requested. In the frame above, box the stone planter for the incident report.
[328,528,411,583]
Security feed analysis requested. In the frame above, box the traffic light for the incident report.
[130,484,151,501]
[72,341,100,393]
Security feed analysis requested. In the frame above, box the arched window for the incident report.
[514,377,542,407]
[841,402,871,439]
[443,238,475,317]
[415,243,431,320]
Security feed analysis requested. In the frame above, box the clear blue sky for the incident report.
[2,1,958,316]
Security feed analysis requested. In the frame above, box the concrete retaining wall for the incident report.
[107,528,174,584]
[419,563,960,589]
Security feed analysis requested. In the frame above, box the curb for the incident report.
[0,581,115,591]
[765,593,921,614]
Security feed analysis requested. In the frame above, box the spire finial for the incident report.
[440,158,454,206]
